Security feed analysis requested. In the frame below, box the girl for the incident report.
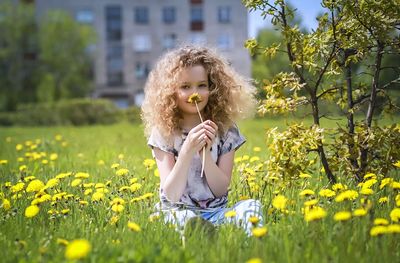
[141,46,263,235]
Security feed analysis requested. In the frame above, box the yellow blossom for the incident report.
[304,199,318,207]
[44,178,59,190]
[246,258,262,263]
[75,172,89,179]
[110,197,125,213]
[360,188,374,195]
[118,154,124,160]
[393,160,400,168]
[249,216,260,225]
[332,183,346,191]
[97,160,105,166]
[374,218,389,225]
[363,173,377,180]
[111,163,120,169]
[116,168,129,176]
[253,147,261,152]
[50,153,58,161]
[25,205,40,218]
[334,190,358,202]
[65,239,91,260]
[127,221,141,232]
[55,134,63,141]
[272,195,287,211]
[11,182,25,193]
[130,183,142,192]
[299,172,312,179]
[304,207,327,222]
[387,224,400,233]
[26,179,45,192]
[390,181,400,190]
[363,178,377,189]
[91,192,104,201]
[252,227,267,237]
[370,226,388,236]
[378,197,389,204]
[380,178,393,189]
[71,179,82,187]
[333,211,352,221]
[109,215,120,225]
[319,189,336,198]
[187,93,203,103]
[143,159,156,169]
[154,169,160,177]
[57,238,69,246]
[299,189,315,197]
[353,208,368,217]
[16,144,23,151]
[2,199,11,210]
[390,208,400,222]
[224,210,237,218]
[19,165,27,172]
[0,160,8,165]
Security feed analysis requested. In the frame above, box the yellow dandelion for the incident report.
[363,173,377,180]
[130,183,142,192]
[50,153,58,161]
[0,160,8,165]
[378,197,389,204]
[370,226,388,236]
[127,221,141,232]
[154,169,160,177]
[75,172,89,179]
[16,144,23,151]
[61,209,70,215]
[55,134,63,141]
[299,172,312,179]
[26,179,45,193]
[304,199,318,207]
[319,189,336,198]
[332,183,346,191]
[333,211,352,221]
[335,190,358,202]
[91,192,104,202]
[71,179,82,187]
[44,178,59,190]
[391,181,400,190]
[116,168,129,176]
[246,258,262,263]
[299,189,315,197]
[250,156,260,163]
[187,93,203,103]
[118,154,124,160]
[25,205,40,218]
[11,182,25,193]
[393,160,400,168]
[249,216,260,225]
[304,207,327,222]
[380,178,393,190]
[109,215,120,225]
[252,227,267,237]
[224,210,237,218]
[360,188,374,195]
[390,208,400,222]
[110,197,125,213]
[272,195,287,211]
[143,159,156,169]
[111,163,120,169]
[387,224,400,233]
[65,239,91,260]
[374,218,389,225]
[353,208,368,217]
[2,199,11,211]
[363,178,377,189]
[97,160,105,166]
[253,147,261,152]
[19,165,27,172]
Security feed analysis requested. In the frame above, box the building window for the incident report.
[162,34,177,50]
[105,5,122,41]
[135,62,150,79]
[133,35,151,52]
[190,6,203,31]
[217,34,232,50]
[162,6,176,24]
[76,9,94,24]
[106,44,124,86]
[134,6,149,24]
[190,33,206,45]
[218,6,231,23]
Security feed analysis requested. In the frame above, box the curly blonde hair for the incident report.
[141,45,256,139]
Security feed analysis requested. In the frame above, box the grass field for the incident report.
[0,117,399,262]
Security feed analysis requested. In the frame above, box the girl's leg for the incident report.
[230,199,264,235]
[161,209,197,229]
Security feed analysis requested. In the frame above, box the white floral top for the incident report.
[148,125,245,212]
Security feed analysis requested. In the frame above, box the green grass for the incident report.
[0,117,399,262]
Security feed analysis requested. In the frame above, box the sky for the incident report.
[248,1,325,38]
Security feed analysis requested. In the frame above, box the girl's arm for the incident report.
[153,124,207,202]
[203,150,234,197]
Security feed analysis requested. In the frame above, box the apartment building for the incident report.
[28,0,251,107]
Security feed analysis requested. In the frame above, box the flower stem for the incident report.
[194,101,205,178]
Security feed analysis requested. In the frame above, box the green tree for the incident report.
[38,10,96,101]
[243,0,400,183]
[0,1,37,111]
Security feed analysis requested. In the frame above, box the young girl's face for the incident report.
[176,65,210,116]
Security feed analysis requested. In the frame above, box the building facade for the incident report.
[34,0,250,107]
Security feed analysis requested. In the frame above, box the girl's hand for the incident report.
[203,120,218,152]
[181,123,208,155]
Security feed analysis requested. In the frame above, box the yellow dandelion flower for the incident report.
[396,194,400,207]
[360,188,374,195]
[319,189,336,198]
[26,179,45,193]
[42,160,49,165]
[154,169,160,177]
[370,226,388,236]
[250,156,260,163]
[91,192,104,202]
[304,207,327,222]
[363,178,377,189]
[387,224,400,233]
[304,199,318,207]
[378,197,389,204]
[19,165,27,172]
[143,159,156,169]
[95,183,105,189]
[246,257,262,263]
[97,160,105,166]
[141,193,154,199]
[253,147,261,152]
[61,141,68,147]
[0,160,8,165]
[65,239,91,260]
[61,209,70,215]
[187,93,203,103]
[116,168,129,176]
[334,211,352,221]
[224,210,237,218]
[50,153,58,161]
[393,160,400,168]
[109,215,119,225]
[16,144,23,151]
[55,134,63,141]
[334,190,358,202]
[119,186,130,192]
[332,183,346,191]
[110,197,125,213]
[390,208,400,222]
[272,195,287,211]
[149,214,160,222]
[374,218,389,225]
[130,183,142,192]
[380,178,393,190]
[353,208,368,217]
[118,154,124,160]
[2,199,11,210]
[79,201,88,206]
[299,189,315,197]
[111,163,120,169]
[25,205,40,218]
[11,182,25,193]
[249,216,260,225]
[252,226,267,237]
[390,181,400,190]
[57,238,69,246]
[24,175,36,182]
[75,172,89,179]
[71,179,82,187]
[44,178,59,190]
[127,221,141,232]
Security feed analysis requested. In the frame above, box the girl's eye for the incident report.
[199,84,208,88]
[180,85,190,90]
